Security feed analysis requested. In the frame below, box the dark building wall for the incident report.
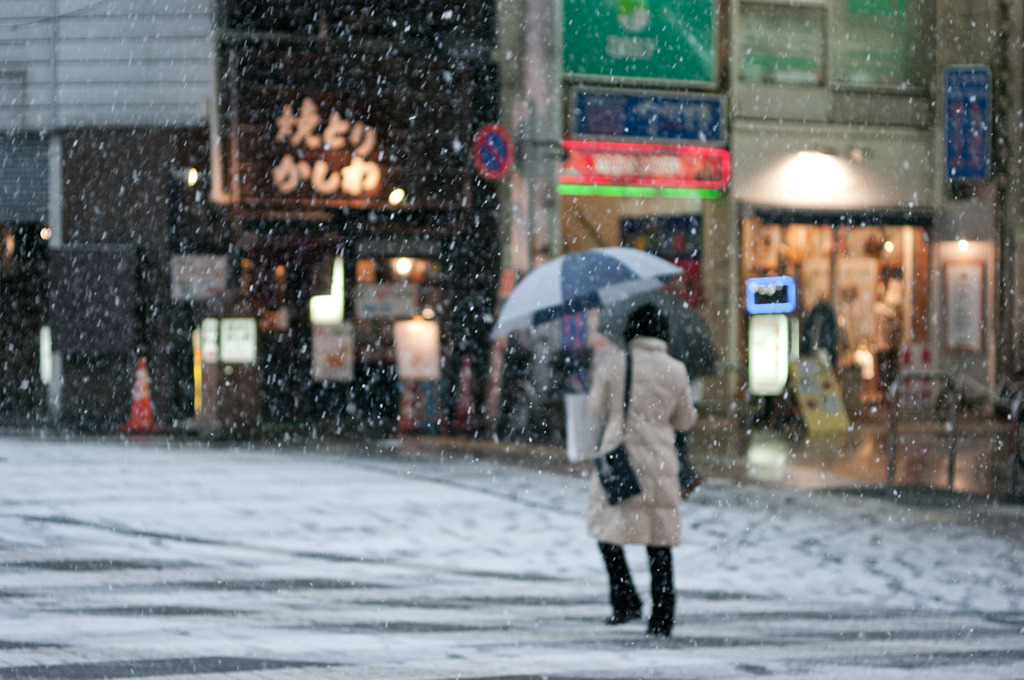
[0,136,52,423]
[219,0,492,42]
[0,222,48,422]
[59,127,215,429]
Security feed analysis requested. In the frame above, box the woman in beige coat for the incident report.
[587,303,698,637]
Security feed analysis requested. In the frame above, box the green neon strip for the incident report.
[557,184,722,199]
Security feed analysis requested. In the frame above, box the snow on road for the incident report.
[1,436,1023,678]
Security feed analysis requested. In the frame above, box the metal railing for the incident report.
[712,363,751,427]
[1006,390,1024,498]
[886,370,962,490]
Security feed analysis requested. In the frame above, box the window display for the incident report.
[742,217,926,404]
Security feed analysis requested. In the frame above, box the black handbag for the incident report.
[595,351,641,505]
[675,430,702,499]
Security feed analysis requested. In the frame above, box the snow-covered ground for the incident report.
[1,436,1023,679]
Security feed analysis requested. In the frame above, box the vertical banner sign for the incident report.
[945,65,991,183]
[563,0,717,85]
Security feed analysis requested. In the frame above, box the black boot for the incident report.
[599,543,642,624]
[647,547,675,637]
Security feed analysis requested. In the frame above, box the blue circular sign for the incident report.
[473,124,514,180]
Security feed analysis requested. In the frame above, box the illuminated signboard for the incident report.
[559,140,730,197]
[271,97,382,198]
[748,313,790,397]
[224,45,475,212]
[219,317,258,364]
[573,88,726,144]
[563,0,717,85]
[745,276,798,315]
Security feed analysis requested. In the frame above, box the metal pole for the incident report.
[888,370,960,491]
[886,375,901,488]
[947,385,959,491]
[46,134,63,422]
[1009,391,1024,497]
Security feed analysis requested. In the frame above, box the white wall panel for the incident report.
[0,0,213,130]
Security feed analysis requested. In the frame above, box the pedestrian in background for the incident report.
[586,303,698,637]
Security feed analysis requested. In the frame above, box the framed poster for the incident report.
[311,323,355,382]
[220,317,258,364]
[945,261,984,352]
[171,255,227,301]
[836,257,878,347]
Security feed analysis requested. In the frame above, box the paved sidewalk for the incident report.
[399,409,1019,500]
[2,402,1019,499]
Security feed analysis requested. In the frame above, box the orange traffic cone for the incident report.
[121,357,161,434]
[452,356,475,433]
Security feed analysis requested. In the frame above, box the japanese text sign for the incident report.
[945,65,991,183]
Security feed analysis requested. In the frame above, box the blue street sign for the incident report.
[573,88,726,145]
[473,124,514,180]
[945,66,991,183]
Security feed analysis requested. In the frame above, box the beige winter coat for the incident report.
[586,336,698,547]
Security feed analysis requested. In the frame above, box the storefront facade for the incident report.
[4,0,1019,433]
[541,0,729,426]
[0,3,215,430]
[211,1,499,431]
[549,0,1009,419]
[731,123,941,406]
[723,0,1003,411]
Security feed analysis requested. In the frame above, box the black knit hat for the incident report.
[624,303,669,343]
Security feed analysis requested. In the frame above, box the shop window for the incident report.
[833,0,931,90]
[350,256,444,361]
[622,215,703,306]
[739,3,826,86]
[738,0,932,91]
[742,217,927,404]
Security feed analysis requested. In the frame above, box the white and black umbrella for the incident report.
[490,247,682,338]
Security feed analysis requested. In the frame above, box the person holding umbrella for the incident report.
[587,303,698,638]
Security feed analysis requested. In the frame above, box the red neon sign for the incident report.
[560,140,730,190]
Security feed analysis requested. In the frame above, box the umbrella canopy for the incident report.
[491,247,682,338]
[599,291,717,378]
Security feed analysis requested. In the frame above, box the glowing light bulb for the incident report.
[394,257,413,276]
